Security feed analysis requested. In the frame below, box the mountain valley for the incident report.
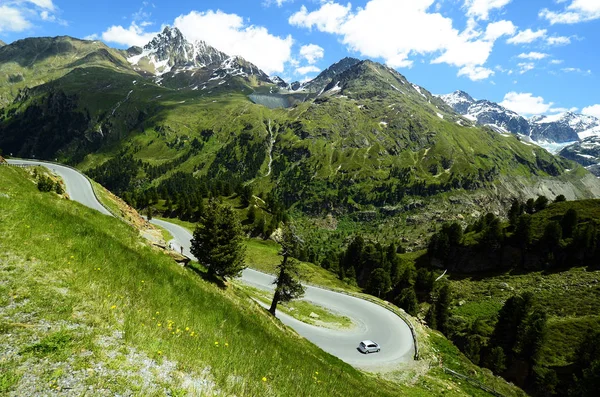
[1,26,600,397]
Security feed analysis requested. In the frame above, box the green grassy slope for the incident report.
[445,199,600,382]
[0,166,531,396]
[0,36,132,107]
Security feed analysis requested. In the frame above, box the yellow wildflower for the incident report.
[110,305,116,310]
[157,323,162,327]
[262,377,267,382]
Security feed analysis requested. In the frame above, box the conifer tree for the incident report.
[269,225,305,315]
[191,199,246,280]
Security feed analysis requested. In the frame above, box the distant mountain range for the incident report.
[1,26,599,214]
[438,90,600,143]
[438,90,600,174]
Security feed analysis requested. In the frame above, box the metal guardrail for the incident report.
[443,367,504,397]
[0,163,32,167]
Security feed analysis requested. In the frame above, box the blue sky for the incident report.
[1,0,599,118]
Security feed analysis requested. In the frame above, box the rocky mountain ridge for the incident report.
[439,90,600,144]
[127,26,271,89]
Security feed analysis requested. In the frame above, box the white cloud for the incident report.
[506,28,547,44]
[299,44,324,64]
[40,10,55,21]
[0,1,59,33]
[499,92,554,115]
[296,65,321,75]
[582,104,600,118]
[26,0,55,10]
[458,65,495,80]
[517,62,535,74]
[550,106,579,113]
[84,33,100,41]
[0,5,31,32]
[263,0,294,7]
[464,0,512,20]
[289,0,509,80]
[546,35,571,45]
[102,22,160,47]
[550,59,564,64]
[174,10,293,75]
[517,52,548,60]
[289,2,352,33]
[540,0,600,24]
[483,20,516,40]
[561,67,592,75]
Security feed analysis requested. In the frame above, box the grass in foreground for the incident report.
[0,166,406,396]
[0,166,530,396]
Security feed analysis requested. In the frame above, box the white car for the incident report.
[358,340,380,354]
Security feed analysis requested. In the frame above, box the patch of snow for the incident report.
[412,84,427,99]
[328,81,342,92]
[535,140,577,154]
[436,112,444,119]
[579,126,600,140]
[379,121,388,127]
[390,84,403,94]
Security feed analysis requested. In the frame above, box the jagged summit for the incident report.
[0,40,6,47]
[127,26,270,88]
[303,57,361,92]
[438,91,475,114]
[128,26,228,76]
[530,112,600,139]
[437,90,598,143]
[269,76,288,88]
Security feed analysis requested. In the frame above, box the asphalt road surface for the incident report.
[7,159,111,216]
[150,218,415,369]
[10,159,415,369]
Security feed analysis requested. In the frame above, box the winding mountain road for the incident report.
[9,159,415,370]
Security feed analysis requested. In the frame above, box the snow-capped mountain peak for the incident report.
[437,90,600,144]
[128,26,229,76]
[530,112,600,140]
[438,90,476,114]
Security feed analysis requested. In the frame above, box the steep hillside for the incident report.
[0,165,530,397]
[302,57,361,92]
[560,136,600,176]
[0,36,134,107]
[425,199,600,395]
[1,33,599,253]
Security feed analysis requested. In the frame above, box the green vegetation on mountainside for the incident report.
[0,166,530,397]
[423,198,600,395]
[0,36,131,107]
[1,166,405,396]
